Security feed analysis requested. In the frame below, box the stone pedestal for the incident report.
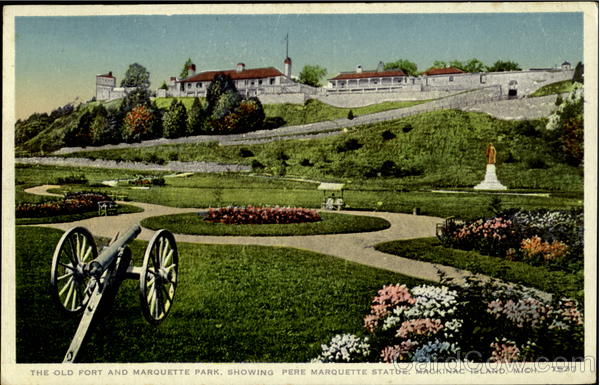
[474,164,507,190]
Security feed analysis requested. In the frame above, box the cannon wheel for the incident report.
[50,227,98,313]
[140,229,178,325]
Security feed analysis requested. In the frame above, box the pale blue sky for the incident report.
[15,13,583,118]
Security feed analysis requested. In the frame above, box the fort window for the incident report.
[449,76,454,82]
[258,79,263,85]
[480,74,486,83]
[196,83,202,88]
[187,83,191,89]
[270,78,275,85]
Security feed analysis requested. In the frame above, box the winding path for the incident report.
[23,185,478,284]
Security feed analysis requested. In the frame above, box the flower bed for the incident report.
[204,206,321,225]
[16,192,113,218]
[437,209,583,271]
[313,278,583,363]
[128,176,165,186]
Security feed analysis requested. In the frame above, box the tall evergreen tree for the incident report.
[162,99,187,139]
[205,74,237,115]
[572,62,584,83]
[187,97,206,135]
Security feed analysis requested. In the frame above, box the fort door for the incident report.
[508,80,518,98]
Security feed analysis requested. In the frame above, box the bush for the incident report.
[381,130,396,141]
[299,158,313,167]
[56,174,88,185]
[263,116,286,130]
[402,124,413,133]
[251,159,265,170]
[525,156,548,169]
[238,148,254,158]
[347,110,355,120]
[204,206,321,225]
[336,138,363,153]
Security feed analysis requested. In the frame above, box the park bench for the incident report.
[97,200,118,216]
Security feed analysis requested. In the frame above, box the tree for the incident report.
[463,58,486,73]
[206,74,237,115]
[432,60,448,69]
[123,105,155,142]
[487,60,521,72]
[298,65,327,87]
[545,83,583,166]
[120,63,150,89]
[384,59,418,76]
[572,61,584,83]
[180,58,194,79]
[159,81,168,90]
[187,97,207,135]
[162,100,188,139]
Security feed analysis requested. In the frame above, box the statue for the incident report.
[474,142,506,190]
[486,143,496,164]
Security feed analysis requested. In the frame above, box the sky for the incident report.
[14,12,583,119]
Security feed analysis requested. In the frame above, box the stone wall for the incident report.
[313,90,461,108]
[258,93,307,105]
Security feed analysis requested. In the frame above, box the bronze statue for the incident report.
[486,143,496,164]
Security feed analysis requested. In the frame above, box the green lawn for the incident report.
[15,203,143,225]
[16,165,582,221]
[529,80,574,97]
[262,99,428,126]
[15,226,429,362]
[141,212,390,236]
[374,237,583,302]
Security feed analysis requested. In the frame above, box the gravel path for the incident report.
[24,185,467,284]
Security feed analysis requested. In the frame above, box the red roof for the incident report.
[330,69,406,81]
[97,72,113,78]
[423,67,464,76]
[180,67,284,83]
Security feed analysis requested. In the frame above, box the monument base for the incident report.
[474,164,507,190]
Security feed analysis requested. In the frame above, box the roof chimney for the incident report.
[236,63,245,73]
[356,65,362,74]
[108,71,112,77]
[377,61,384,72]
[187,64,196,77]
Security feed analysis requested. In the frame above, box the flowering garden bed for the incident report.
[204,206,321,225]
[16,192,113,218]
[141,211,390,236]
[314,278,583,363]
[437,209,583,273]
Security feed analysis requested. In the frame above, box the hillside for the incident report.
[15,97,426,155]
[61,110,583,191]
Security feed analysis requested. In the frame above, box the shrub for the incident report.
[402,124,413,133]
[56,174,88,185]
[299,158,313,167]
[347,110,355,120]
[336,138,363,153]
[238,148,254,158]
[263,116,286,130]
[123,105,155,143]
[251,159,265,170]
[381,130,396,141]
[203,206,321,225]
[525,156,548,169]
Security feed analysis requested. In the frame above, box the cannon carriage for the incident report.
[50,224,179,363]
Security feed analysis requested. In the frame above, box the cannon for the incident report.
[50,224,179,363]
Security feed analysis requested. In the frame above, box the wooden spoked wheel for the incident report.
[50,227,98,313]
[140,230,178,325]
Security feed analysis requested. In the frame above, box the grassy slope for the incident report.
[16,227,429,362]
[375,237,583,302]
[67,110,584,192]
[141,212,390,236]
[16,97,427,155]
[529,80,574,97]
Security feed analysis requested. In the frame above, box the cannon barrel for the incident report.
[88,225,141,277]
